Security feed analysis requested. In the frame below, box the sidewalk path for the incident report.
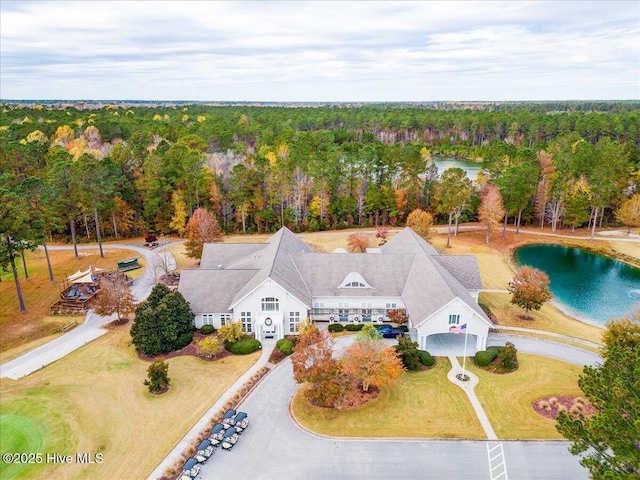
[447,355,497,440]
[0,242,180,380]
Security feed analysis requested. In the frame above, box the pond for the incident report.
[432,157,482,182]
[514,244,640,325]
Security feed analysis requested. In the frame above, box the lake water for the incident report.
[514,244,640,325]
[432,157,482,181]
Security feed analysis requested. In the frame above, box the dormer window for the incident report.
[338,272,372,289]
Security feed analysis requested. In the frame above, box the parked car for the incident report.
[179,458,201,480]
[195,439,214,463]
[234,412,248,432]
[210,423,226,446]
[221,427,239,450]
[376,324,406,338]
[222,409,236,428]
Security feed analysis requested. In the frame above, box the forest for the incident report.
[1,101,639,261]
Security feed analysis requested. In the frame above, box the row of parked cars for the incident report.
[179,409,249,480]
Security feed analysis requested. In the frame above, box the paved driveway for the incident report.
[195,336,591,480]
[0,242,180,379]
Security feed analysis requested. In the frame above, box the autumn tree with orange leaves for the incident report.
[341,338,405,392]
[92,273,136,322]
[291,326,342,407]
[478,185,505,243]
[347,232,371,253]
[508,266,552,319]
[184,207,223,259]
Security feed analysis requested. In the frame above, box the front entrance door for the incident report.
[263,317,276,338]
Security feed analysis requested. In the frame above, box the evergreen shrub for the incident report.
[474,350,497,367]
[345,324,364,331]
[417,350,434,367]
[200,325,215,335]
[276,338,294,355]
[227,338,261,355]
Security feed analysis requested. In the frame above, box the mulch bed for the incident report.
[137,331,233,362]
[341,384,380,409]
[532,395,596,420]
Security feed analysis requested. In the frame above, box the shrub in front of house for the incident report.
[174,332,194,350]
[486,345,501,357]
[200,325,215,335]
[227,338,261,355]
[328,323,344,333]
[474,349,498,367]
[276,338,294,355]
[345,324,364,331]
[417,350,434,367]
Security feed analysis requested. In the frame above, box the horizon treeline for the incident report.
[1,102,638,246]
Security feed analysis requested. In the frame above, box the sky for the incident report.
[1,1,638,102]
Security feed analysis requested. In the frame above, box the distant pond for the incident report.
[432,157,481,181]
[514,244,640,325]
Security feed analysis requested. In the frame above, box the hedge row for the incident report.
[328,324,344,332]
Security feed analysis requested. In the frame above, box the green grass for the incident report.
[293,354,585,440]
[469,353,584,439]
[0,414,46,480]
[480,292,604,345]
[0,325,260,480]
[292,358,486,438]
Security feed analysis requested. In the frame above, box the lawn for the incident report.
[0,247,144,354]
[291,358,486,439]
[0,325,260,480]
[292,354,584,440]
[479,292,604,345]
[468,353,585,439]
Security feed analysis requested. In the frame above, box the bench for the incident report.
[117,258,140,272]
[59,321,77,333]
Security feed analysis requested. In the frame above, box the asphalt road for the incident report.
[194,336,594,480]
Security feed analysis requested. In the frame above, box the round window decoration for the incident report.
[265,317,273,327]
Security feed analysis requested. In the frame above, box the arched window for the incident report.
[261,297,279,311]
[338,272,372,289]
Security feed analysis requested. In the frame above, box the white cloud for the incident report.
[1,0,638,101]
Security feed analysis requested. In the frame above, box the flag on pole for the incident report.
[449,324,467,334]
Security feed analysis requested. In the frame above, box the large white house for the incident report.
[178,227,494,352]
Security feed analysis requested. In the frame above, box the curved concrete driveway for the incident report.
[193,335,594,480]
[0,242,181,380]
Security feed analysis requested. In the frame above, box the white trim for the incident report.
[229,277,311,310]
[411,297,494,330]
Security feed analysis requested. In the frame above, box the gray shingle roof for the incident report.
[292,253,415,297]
[381,227,440,256]
[199,243,267,270]
[432,255,483,290]
[178,269,258,312]
[229,228,314,308]
[181,226,492,327]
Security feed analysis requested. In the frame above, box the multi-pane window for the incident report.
[448,314,460,325]
[289,311,301,333]
[261,297,279,311]
[202,314,214,325]
[220,313,231,326]
[386,302,397,309]
[241,312,252,333]
[361,303,372,316]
